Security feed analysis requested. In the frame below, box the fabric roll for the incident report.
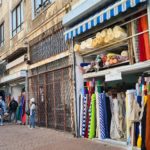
[105,96,111,138]
[126,90,136,145]
[138,18,147,62]
[96,92,101,139]
[141,103,147,150]
[140,16,150,60]
[89,94,96,139]
[82,95,88,137]
[131,20,139,63]
[146,95,150,150]
[99,93,108,139]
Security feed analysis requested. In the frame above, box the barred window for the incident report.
[34,0,53,16]
[0,23,4,47]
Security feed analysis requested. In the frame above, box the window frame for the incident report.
[0,22,4,47]
[34,0,52,16]
[12,1,24,37]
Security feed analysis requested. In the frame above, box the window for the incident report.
[12,1,23,37]
[34,0,52,16]
[0,23,4,47]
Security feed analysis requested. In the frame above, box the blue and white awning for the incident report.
[64,0,146,41]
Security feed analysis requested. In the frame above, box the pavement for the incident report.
[0,125,126,150]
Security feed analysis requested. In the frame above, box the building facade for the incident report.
[0,0,81,133]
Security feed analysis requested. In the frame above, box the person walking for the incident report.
[9,97,18,123]
[0,96,6,126]
[29,98,36,129]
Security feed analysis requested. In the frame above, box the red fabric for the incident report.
[140,16,150,60]
[22,114,26,124]
[146,95,150,150]
[138,18,147,61]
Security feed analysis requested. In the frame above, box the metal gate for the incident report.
[28,66,74,132]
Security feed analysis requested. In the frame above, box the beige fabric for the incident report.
[113,26,127,39]
[74,44,80,52]
[86,38,93,49]
[80,41,86,50]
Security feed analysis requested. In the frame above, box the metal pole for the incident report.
[25,42,30,125]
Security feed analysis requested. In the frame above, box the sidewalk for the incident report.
[0,125,125,150]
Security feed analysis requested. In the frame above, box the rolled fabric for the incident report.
[89,94,96,139]
[101,29,107,38]
[113,26,127,40]
[146,95,150,150]
[126,90,136,145]
[99,93,108,139]
[131,20,140,63]
[104,36,110,44]
[86,38,93,49]
[80,41,86,50]
[96,92,101,139]
[92,38,98,48]
[96,32,102,39]
[140,15,150,60]
[138,19,147,62]
[107,28,114,41]
[74,44,80,52]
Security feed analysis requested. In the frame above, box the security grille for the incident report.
[28,59,74,132]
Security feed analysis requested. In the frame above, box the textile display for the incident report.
[139,16,150,60]
[131,20,139,63]
[138,15,150,62]
[99,93,108,139]
[146,96,150,150]
[88,94,96,139]
[126,90,136,145]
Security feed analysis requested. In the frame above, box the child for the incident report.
[29,98,36,128]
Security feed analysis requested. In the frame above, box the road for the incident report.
[0,125,125,150]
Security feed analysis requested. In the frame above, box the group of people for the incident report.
[0,94,36,129]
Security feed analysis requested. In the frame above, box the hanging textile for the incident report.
[139,16,150,60]
[146,95,150,150]
[105,95,112,138]
[88,94,96,139]
[131,20,139,63]
[138,19,147,62]
[81,88,88,137]
[110,96,123,140]
[99,92,108,139]
[126,90,137,145]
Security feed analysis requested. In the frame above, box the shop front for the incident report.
[63,0,150,149]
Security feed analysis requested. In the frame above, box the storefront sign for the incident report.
[105,70,122,82]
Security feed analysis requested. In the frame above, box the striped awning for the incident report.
[64,0,146,41]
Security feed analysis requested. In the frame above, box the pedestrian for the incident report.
[9,97,18,123]
[29,98,36,129]
[0,96,6,126]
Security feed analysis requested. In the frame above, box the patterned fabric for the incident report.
[88,94,96,139]
[99,93,108,139]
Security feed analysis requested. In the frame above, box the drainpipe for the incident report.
[25,41,30,125]
[72,40,78,137]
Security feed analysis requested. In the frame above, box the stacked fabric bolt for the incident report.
[88,94,96,139]
[73,26,127,52]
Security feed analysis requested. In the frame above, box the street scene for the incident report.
[0,0,150,150]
